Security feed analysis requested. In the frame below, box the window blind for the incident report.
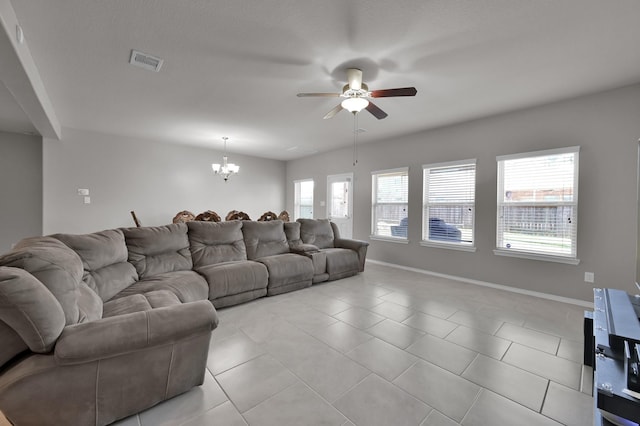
[496,147,579,258]
[422,160,476,245]
[371,168,409,238]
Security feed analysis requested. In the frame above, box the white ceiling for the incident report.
[4,0,640,160]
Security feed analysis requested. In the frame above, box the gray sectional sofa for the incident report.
[0,218,368,426]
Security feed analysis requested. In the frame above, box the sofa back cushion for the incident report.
[298,219,335,249]
[284,222,302,247]
[0,237,85,325]
[123,223,193,279]
[242,220,289,260]
[0,266,66,355]
[187,221,247,268]
[53,229,138,302]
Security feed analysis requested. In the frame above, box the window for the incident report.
[294,179,314,220]
[422,160,476,250]
[496,146,579,264]
[371,168,408,239]
[329,180,349,218]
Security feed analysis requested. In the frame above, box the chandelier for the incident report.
[212,137,239,181]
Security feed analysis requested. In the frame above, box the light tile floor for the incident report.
[0,263,593,426]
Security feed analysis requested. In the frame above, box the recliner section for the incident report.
[242,220,314,296]
[187,220,269,308]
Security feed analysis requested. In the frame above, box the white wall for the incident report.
[0,130,42,250]
[43,128,286,234]
[286,84,640,302]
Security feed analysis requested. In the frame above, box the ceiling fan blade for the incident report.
[297,92,341,97]
[370,87,417,98]
[346,68,363,91]
[365,101,388,120]
[323,104,344,119]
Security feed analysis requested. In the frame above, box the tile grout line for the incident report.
[238,380,302,424]
[459,352,481,377]
[459,386,484,425]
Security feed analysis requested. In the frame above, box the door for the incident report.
[327,173,353,238]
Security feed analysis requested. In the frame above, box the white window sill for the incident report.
[370,235,409,244]
[493,249,580,265]
[420,241,476,252]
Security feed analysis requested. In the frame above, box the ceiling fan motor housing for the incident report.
[342,83,370,99]
[346,68,363,90]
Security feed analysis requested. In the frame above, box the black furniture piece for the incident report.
[588,288,640,425]
[389,217,462,241]
[428,218,462,242]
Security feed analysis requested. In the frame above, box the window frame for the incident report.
[421,159,477,252]
[293,178,314,220]
[494,146,580,265]
[370,167,409,243]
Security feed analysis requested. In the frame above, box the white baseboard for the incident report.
[366,259,593,309]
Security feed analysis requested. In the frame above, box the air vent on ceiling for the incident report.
[129,49,163,72]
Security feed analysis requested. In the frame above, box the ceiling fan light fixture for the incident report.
[341,97,369,113]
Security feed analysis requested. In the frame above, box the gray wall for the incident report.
[43,128,286,234]
[286,84,640,302]
[0,130,42,251]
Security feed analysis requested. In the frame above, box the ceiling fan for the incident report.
[297,68,417,120]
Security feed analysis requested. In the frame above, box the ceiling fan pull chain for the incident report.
[354,113,360,164]
[352,112,358,166]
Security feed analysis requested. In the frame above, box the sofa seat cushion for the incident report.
[144,290,182,308]
[103,294,151,317]
[256,254,313,295]
[53,230,138,302]
[196,261,268,301]
[102,290,182,318]
[111,270,208,303]
[123,223,193,279]
[323,248,360,280]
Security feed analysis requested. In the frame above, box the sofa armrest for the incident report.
[54,300,217,365]
[334,238,369,251]
[334,238,369,272]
